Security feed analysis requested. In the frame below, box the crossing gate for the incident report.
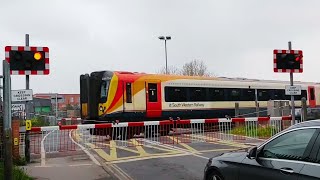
[21,116,292,158]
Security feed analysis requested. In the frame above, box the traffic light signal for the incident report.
[273,50,303,73]
[5,46,49,75]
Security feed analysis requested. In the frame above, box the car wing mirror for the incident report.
[247,146,258,159]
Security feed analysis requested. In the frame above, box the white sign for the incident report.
[11,104,25,112]
[12,89,33,102]
[285,85,302,96]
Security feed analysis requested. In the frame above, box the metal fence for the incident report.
[18,116,291,160]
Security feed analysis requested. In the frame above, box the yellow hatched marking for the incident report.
[87,143,114,161]
[109,141,118,160]
[111,151,182,162]
[96,139,179,154]
[130,139,148,156]
[192,134,249,148]
[168,136,199,153]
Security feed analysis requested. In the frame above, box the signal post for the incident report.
[273,42,303,125]
[4,34,50,178]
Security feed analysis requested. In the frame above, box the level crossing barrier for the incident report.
[21,116,291,159]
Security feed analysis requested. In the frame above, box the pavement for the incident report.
[24,152,115,180]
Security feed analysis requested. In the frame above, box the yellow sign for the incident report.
[26,120,32,131]
[14,138,19,146]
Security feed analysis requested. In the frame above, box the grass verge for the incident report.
[230,125,276,138]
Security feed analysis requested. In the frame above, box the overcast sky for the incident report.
[0,0,319,94]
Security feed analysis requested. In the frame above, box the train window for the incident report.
[148,83,158,102]
[165,87,188,102]
[208,88,225,101]
[274,89,285,100]
[126,83,132,103]
[227,89,241,101]
[257,89,272,101]
[241,89,255,101]
[189,87,207,101]
[310,88,315,100]
[100,80,110,103]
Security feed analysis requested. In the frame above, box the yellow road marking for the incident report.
[87,143,114,161]
[168,136,199,153]
[109,141,118,160]
[106,152,184,164]
[189,134,249,148]
[131,139,149,156]
[198,148,240,153]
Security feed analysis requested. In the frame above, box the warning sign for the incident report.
[11,89,33,102]
[26,120,32,131]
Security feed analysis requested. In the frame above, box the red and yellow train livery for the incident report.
[80,70,320,123]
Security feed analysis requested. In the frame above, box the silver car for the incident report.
[204,120,320,180]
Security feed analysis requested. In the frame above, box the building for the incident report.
[33,93,80,110]
[33,93,80,118]
[12,97,52,119]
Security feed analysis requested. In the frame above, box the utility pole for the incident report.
[3,60,13,180]
[288,41,296,125]
[25,34,31,163]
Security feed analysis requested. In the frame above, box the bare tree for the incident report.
[157,65,181,75]
[181,59,211,76]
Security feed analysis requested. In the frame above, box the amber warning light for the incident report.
[34,52,42,60]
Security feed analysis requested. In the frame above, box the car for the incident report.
[204,120,320,180]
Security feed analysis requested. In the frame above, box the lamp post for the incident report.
[158,36,171,74]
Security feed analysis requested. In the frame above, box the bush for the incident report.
[30,116,49,127]
[230,125,277,138]
[0,162,34,180]
[14,157,27,166]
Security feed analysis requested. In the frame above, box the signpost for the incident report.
[273,42,303,125]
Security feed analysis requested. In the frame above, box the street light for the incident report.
[158,36,171,74]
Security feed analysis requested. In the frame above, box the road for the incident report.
[78,131,257,180]
[28,128,262,180]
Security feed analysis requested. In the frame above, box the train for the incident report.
[80,70,320,124]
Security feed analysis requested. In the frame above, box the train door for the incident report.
[145,80,162,118]
[308,86,316,108]
[80,74,90,119]
[123,81,133,112]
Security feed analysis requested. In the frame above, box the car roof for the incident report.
[286,120,320,130]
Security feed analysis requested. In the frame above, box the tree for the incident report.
[181,59,211,76]
[66,104,74,110]
[157,65,180,75]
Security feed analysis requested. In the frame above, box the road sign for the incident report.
[11,104,25,112]
[26,120,32,131]
[5,46,50,75]
[273,49,303,73]
[285,85,302,95]
[11,89,33,102]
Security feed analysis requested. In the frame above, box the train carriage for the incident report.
[80,70,320,124]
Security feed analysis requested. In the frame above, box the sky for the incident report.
[0,0,320,94]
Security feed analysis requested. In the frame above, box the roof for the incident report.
[287,120,320,130]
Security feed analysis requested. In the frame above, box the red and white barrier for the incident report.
[25,116,292,157]
[31,116,291,132]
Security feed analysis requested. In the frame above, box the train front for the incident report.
[80,71,113,123]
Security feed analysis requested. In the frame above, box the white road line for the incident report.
[69,130,101,166]
[69,163,93,167]
[41,130,54,166]
[35,163,93,168]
